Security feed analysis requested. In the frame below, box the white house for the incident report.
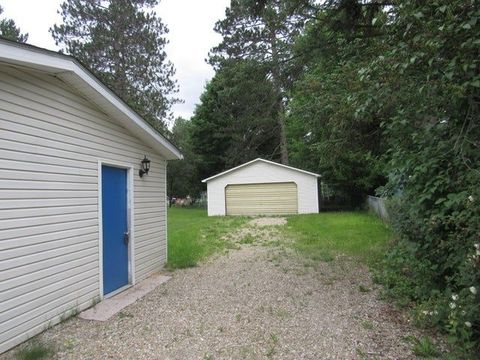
[202,158,320,216]
[0,39,182,353]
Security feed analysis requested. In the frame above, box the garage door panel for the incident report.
[225,182,298,216]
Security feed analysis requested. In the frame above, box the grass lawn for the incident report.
[167,207,247,268]
[285,212,392,265]
[167,208,392,268]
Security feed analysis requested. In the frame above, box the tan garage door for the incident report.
[225,182,298,216]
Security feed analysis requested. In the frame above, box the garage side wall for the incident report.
[206,161,319,216]
[0,65,167,353]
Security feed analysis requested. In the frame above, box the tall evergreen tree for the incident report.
[191,59,279,180]
[51,0,178,131]
[0,6,28,42]
[209,0,315,164]
[167,117,202,198]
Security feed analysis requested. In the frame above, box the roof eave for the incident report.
[201,158,321,182]
[0,38,182,160]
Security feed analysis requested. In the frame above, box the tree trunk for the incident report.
[277,101,289,165]
[270,30,289,165]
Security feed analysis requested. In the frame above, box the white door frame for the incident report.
[97,159,136,300]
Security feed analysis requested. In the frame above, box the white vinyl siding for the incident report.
[0,64,167,353]
[206,160,319,216]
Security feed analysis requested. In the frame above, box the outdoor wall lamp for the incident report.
[139,155,151,178]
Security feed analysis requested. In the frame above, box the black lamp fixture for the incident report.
[139,155,151,178]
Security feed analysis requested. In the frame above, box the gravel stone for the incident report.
[1,225,443,359]
[248,217,287,227]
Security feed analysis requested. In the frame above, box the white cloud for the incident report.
[1,0,230,120]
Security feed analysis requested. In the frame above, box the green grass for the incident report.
[285,211,392,265]
[167,208,391,268]
[167,207,247,268]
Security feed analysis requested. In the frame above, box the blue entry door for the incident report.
[102,165,129,295]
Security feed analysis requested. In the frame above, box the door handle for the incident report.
[124,231,130,245]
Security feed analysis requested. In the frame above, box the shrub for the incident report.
[376,189,480,354]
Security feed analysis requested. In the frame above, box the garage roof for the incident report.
[202,158,321,183]
[0,38,182,160]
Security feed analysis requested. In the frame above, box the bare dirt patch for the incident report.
[2,222,443,360]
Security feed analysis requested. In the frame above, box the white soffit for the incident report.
[0,38,182,160]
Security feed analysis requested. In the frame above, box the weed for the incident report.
[91,295,101,307]
[15,343,53,360]
[355,348,370,360]
[266,344,276,358]
[239,234,255,244]
[59,305,78,323]
[266,333,280,358]
[358,285,371,293]
[274,308,291,319]
[63,338,75,351]
[406,336,440,358]
[361,320,374,330]
[118,311,134,319]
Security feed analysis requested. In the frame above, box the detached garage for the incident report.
[202,158,320,216]
[0,40,182,353]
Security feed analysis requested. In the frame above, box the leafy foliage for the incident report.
[51,0,178,131]
[286,2,390,205]
[190,59,280,180]
[360,0,480,354]
[167,117,202,198]
[285,0,480,353]
[210,0,316,164]
[0,6,28,42]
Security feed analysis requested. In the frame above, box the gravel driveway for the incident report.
[3,219,432,359]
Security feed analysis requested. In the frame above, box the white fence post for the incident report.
[367,195,389,221]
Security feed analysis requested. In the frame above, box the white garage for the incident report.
[202,158,320,216]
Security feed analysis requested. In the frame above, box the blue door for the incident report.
[102,165,129,295]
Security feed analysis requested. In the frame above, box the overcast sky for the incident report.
[1,0,230,121]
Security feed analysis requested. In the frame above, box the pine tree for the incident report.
[209,0,314,164]
[51,0,178,132]
[191,59,279,179]
[0,6,28,42]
